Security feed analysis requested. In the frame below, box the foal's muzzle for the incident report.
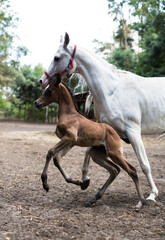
[34,100,42,110]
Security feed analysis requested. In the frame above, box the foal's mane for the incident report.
[61,82,81,114]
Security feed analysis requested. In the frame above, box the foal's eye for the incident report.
[54,56,60,62]
[45,89,52,96]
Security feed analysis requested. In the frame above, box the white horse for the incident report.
[40,33,165,202]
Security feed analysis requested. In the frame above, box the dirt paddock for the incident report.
[0,121,164,240]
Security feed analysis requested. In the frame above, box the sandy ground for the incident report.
[0,121,165,240]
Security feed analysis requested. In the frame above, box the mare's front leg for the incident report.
[126,126,158,202]
[41,137,74,192]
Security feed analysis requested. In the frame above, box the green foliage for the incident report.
[13,64,43,104]
[93,39,113,54]
[136,31,165,76]
[0,0,57,123]
[0,93,8,110]
[0,0,28,87]
[10,46,29,70]
[8,64,58,122]
[114,20,133,49]
[0,0,15,62]
[108,0,126,20]
[107,48,137,72]
[0,62,15,87]
[106,0,165,77]
[0,1,62,122]
[0,92,12,119]
[134,8,165,76]
[94,21,136,72]
[0,0,15,85]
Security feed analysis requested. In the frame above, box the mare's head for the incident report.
[35,73,61,109]
[39,33,77,89]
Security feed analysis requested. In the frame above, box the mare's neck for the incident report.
[75,47,119,99]
[58,84,77,118]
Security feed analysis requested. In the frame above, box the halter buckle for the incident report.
[45,45,77,82]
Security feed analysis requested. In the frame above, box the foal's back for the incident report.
[70,113,122,148]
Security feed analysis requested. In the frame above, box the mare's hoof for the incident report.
[81,179,90,190]
[146,199,159,207]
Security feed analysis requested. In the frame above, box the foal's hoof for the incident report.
[81,179,90,190]
[134,201,143,211]
[90,199,96,207]
[43,183,49,192]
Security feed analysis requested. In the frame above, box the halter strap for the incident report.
[45,45,77,81]
[60,45,77,77]
[71,44,76,60]
[44,71,53,80]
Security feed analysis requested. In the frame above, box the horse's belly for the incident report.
[76,139,104,147]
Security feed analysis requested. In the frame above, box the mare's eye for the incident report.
[54,56,60,62]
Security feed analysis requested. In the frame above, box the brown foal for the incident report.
[35,74,145,209]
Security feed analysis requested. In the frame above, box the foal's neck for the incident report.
[58,83,77,118]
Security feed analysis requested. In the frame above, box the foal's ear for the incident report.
[63,32,70,48]
[55,73,61,87]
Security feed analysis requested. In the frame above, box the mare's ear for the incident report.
[60,35,63,44]
[55,73,61,87]
[63,32,70,48]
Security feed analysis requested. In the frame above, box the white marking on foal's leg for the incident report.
[81,148,91,190]
[82,148,91,182]
[135,201,143,211]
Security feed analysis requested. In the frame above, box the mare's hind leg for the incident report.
[81,148,91,190]
[89,146,120,205]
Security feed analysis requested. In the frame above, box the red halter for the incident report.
[45,45,77,81]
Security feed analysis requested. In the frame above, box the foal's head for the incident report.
[35,73,61,109]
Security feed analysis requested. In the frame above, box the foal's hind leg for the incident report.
[107,147,145,210]
[88,146,120,205]
[81,147,91,190]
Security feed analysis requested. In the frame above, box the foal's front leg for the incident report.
[53,150,83,186]
[41,137,73,192]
